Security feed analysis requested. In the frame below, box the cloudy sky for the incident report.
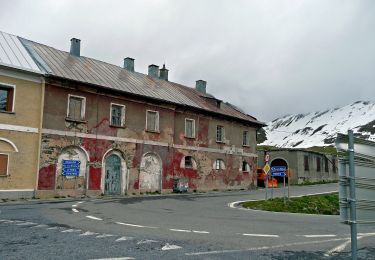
[1,0,374,121]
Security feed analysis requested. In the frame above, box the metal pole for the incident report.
[348,130,357,260]
[271,176,274,199]
[283,174,286,205]
[265,172,268,200]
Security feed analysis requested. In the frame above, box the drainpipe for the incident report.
[34,76,45,198]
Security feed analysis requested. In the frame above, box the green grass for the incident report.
[241,193,339,215]
[292,179,338,186]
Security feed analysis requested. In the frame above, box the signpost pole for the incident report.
[348,130,357,260]
[265,173,268,200]
[283,174,286,205]
[271,176,274,199]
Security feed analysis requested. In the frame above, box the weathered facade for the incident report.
[1,32,265,198]
[0,32,44,199]
[257,149,338,184]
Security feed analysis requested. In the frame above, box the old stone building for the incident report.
[0,31,44,199]
[1,31,265,198]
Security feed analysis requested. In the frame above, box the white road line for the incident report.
[47,226,58,230]
[61,229,81,233]
[193,230,210,234]
[170,228,191,233]
[115,221,157,229]
[115,236,134,242]
[185,237,348,256]
[0,219,11,222]
[32,224,48,228]
[77,201,84,204]
[242,233,279,238]
[299,234,337,238]
[90,257,135,260]
[161,243,182,250]
[79,231,98,236]
[72,204,78,208]
[96,234,114,238]
[17,222,37,226]
[324,232,375,256]
[86,215,103,221]
[136,239,158,245]
[72,208,79,213]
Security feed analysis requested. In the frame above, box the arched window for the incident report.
[180,156,197,169]
[242,161,251,172]
[214,159,225,170]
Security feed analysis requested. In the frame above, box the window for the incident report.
[110,103,125,127]
[67,95,86,121]
[242,161,251,172]
[146,110,159,132]
[324,157,329,172]
[216,125,225,143]
[0,84,15,112]
[243,131,250,146]
[332,159,336,173]
[304,155,309,171]
[214,159,225,170]
[185,156,193,169]
[185,118,195,138]
[0,154,9,176]
[317,157,321,172]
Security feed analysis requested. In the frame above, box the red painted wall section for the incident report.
[88,166,102,190]
[89,118,118,137]
[198,117,209,147]
[172,151,199,190]
[38,164,56,190]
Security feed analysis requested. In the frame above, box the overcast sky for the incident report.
[1,0,374,121]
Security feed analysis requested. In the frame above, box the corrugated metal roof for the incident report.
[20,37,264,126]
[0,31,41,73]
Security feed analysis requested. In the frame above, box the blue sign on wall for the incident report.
[271,171,286,177]
[62,160,81,176]
[271,166,286,173]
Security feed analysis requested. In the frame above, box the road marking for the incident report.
[90,257,135,260]
[242,233,279,238]
[0,219,11,222]
[86,215,103,221]
[32,224,48,228]
[47,226,58,230]
[298,234,337,238]
[96,234,114,238]
[72,204,78,208]
[185,237,348,256]
[72,208,79,213]
[324,232,375,256]
[115,236,134,242]
[79,231,98,236]
[193,230,210,234]
[170,228,191,233]
[61,229,81,233]
[77,201,84,204]
[17,222,37,226]
[115,221,157,229]
[161,243,182,250]
[136,239,158,245]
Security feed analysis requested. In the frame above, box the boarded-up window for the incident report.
[0,85,14,112]
[304,155,309,171]
[332,159,336,173]
[111,104,125,127]
[146,110,159,132]
[243,131,250,146]
[68,95,85,121]
[216,126,225,142]
[317,157,321,172]
[0,154,9,176]
[185,118,195,138]
[324,157,329,172]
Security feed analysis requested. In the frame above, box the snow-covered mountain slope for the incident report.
[260,101,375,148]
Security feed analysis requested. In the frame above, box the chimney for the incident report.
[70,38,81,56]
[195,80,207,94]
[148,64,159,78]
[123,57,135,72]
[159,64,169,81]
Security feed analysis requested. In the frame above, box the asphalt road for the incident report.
[1,183,375,259]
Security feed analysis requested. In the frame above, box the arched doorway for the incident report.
[102,150,127,195]
[139,152,162,193]
[270,158,288,183]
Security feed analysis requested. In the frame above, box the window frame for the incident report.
[184,118,196,138]
[214,159,225,170]
[184,156,193,169]
[317,157,321,172]
[110,103,126,127]
[145,110,160,132]
[216,125,225,143]
[0,82,16,113]
[324,157,329,172]
[304,155,309,171]
[242,130,250,146]
[66,94,86,122]
[242,161,251,172]
[0,153,9,177]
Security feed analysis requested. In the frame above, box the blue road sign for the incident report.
[62,160,81,176]
[271,166,286,173]
[271,171,286,177]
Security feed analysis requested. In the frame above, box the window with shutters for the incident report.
[243,130,250,146]
[185,118,195,138]
[216,125,225,143]
[67,95,86,121]
[0,84,15,113]
[0,154,9,177]
[110,103,125,127]
[146,110,159,132]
